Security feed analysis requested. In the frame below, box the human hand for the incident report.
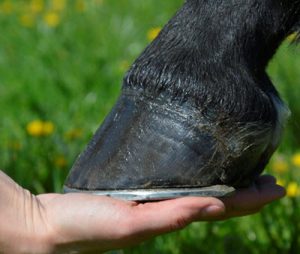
[0,172,285,254]
[41,175,284,253]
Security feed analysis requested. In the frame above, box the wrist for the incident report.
[0,171,54,254]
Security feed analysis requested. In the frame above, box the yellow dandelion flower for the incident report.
[0,0,13,14]
[54,155,67,168]
[92,0,103,5]
[64,128,83,140]
[30,0,44,13]
[276,178,285,187]
[271,157,289,173]
[27,120,45,137]
[119,60,130,72]
[20,14,35,28]
[43,121,55,135]
[51,0,66,11]
[147,27,161,41]
[287,182,299,197]
[292,153,300,167]
[286,32,298,42]
[26,120,54,137]
[8,141,22,151]
[75,0,86,12]
[43,11,60,27]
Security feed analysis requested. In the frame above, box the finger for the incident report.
[220,181,285,218]
[129,197,225,237]
[255,174,277,185]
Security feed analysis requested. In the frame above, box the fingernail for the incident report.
[272,185,286,199]
[202,205,225,216]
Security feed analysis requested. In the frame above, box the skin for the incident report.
[0,170,285,254]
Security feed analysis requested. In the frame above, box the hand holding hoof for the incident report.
[39,175,285,253]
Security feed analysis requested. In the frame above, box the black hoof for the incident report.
[64,90,269,200]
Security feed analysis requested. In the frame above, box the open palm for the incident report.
[36,175,284,253]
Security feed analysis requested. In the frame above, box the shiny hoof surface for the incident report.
[64,90,266,201]
[63,185,236,201]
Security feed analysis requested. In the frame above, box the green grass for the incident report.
[0,0,183,193]
[0,0,300,253]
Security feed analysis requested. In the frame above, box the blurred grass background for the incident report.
[0,0,300,253]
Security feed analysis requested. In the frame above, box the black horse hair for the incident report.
[124,0,300,124]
